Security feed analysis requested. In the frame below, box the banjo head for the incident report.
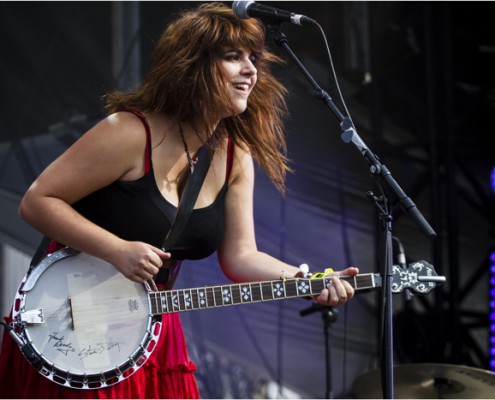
[12,248,161,389]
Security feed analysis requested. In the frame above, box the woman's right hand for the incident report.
[105,241,172,283]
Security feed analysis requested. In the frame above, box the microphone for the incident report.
[232,1,317,26]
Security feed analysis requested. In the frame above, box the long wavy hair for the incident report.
[105,2,290,192]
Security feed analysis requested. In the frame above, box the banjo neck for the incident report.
[149,273,381,315]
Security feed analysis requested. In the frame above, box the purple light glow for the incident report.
[489,246,495,371]
[491,167,495,193]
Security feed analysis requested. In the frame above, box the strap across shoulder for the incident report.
[123,109,153,174]
[226,137,235,182]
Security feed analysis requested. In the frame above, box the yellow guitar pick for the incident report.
[310,268,334,279]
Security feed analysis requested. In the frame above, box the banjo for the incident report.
[7,247,444,389]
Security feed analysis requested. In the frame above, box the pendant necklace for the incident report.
[178,120,198,173]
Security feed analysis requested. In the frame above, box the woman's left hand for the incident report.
[313,267,359,307]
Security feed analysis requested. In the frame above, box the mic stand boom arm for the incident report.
[265,23,436,399]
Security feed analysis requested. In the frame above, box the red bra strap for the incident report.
[124,109,153,174]
[226,137,235,182]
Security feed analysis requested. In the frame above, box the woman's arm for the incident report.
[217,148,358,306]
[19,112,169,282]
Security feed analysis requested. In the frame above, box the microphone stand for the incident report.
[300,302,338,399]
[265,22,436,399]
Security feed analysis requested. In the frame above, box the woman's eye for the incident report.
[225,53,239,61]
[249,52,262,65]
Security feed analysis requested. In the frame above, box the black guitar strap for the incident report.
[29,236,52,268]
[155,142,212,286]
[161,144,211,251]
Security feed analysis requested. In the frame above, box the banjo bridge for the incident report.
[20,308,45,324]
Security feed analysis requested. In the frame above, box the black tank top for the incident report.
[73,111,234,260]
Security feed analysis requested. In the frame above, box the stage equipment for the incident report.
[352,363,495,399]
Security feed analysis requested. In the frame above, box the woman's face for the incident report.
[218,47,258,117]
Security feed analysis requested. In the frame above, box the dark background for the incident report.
[1,2,494,398]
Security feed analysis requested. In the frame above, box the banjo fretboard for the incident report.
[149,273,380,315]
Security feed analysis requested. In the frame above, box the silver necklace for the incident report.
[178,120,198,173]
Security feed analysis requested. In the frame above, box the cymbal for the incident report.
[352,363,495,399]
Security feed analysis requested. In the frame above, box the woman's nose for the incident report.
[242,58,257,76]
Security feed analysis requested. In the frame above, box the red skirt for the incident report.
[0,312,199,399]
